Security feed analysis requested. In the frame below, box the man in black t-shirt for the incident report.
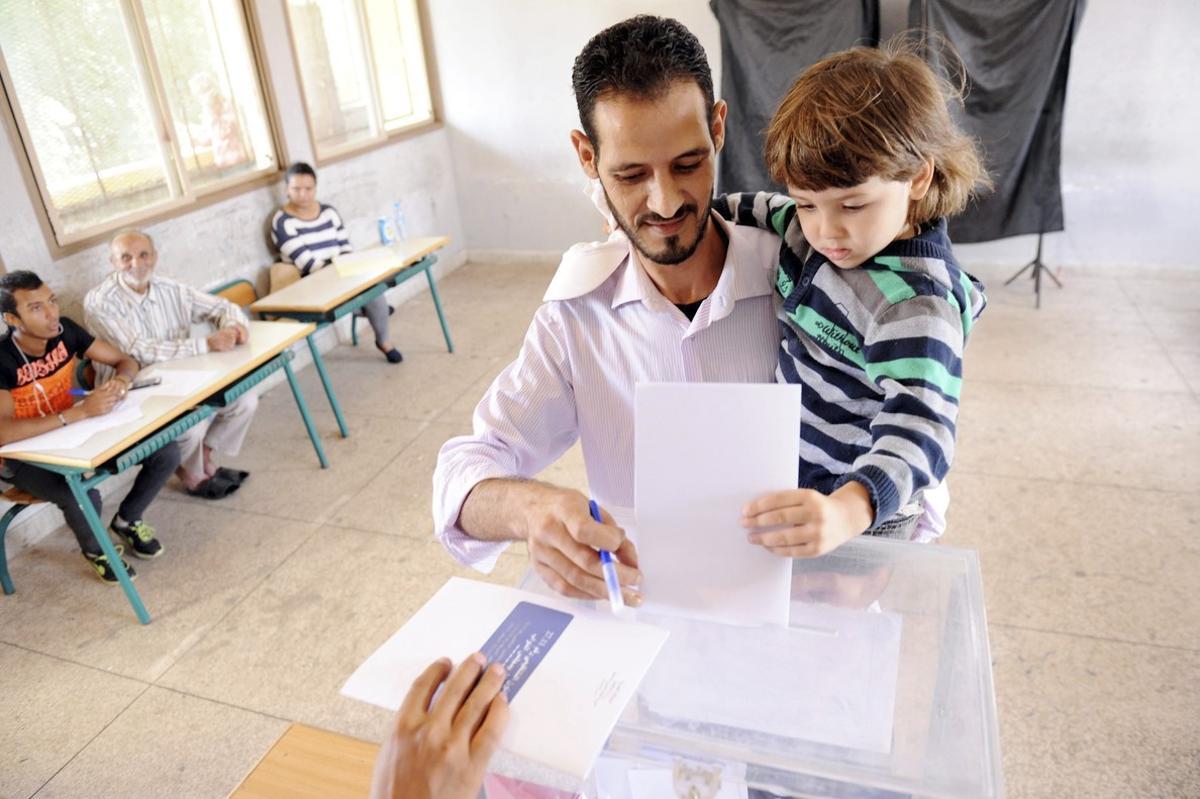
[0,271,180,584]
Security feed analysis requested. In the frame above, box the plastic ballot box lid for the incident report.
[513,535,1003,799]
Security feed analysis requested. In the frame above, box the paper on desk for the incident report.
[137,367,219,398]
[634,383,800,627]
[341,578,669,784]
[637,602,902,753]
[0,397,144,454]
[332,247,399,277]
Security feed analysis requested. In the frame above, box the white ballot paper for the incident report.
[342,578,669,785]
[634,383,801,627]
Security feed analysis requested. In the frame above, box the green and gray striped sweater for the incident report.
[714,192,987,527]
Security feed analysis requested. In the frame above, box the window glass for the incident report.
[0,0,278,244]
[142,0,277,189]
[0,0,172,235]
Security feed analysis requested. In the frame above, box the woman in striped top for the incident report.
[271,162,403,363]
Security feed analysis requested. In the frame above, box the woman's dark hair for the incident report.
[571,15,714,151]
[285,161,317,182]
[0,270,44,316]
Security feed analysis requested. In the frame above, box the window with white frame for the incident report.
[0,0,277,245]
[285,0,434,160]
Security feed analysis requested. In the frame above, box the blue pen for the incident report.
[68,388,89,398]
[588,499,625,614]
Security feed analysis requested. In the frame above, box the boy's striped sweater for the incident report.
[714,192,987,526]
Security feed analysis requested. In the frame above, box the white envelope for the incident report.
[341,577,669,788]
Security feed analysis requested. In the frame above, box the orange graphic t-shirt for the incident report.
[0,318,94,419]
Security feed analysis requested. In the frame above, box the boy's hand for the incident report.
[741,482,874,557]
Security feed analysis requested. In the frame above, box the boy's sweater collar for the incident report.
[873,218,955,264]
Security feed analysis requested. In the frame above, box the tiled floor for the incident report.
[2,260,1197,798]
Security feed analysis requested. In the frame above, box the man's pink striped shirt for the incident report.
[433,218,782,571]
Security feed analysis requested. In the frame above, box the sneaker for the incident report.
[84,548,137,584]
[111,519,164,559]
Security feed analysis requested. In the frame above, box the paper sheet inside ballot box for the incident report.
[635,601,901,754]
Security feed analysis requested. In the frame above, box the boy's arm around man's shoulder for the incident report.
[712,191,796,237]
[713,192,812,289]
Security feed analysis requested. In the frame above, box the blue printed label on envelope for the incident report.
[479,601,573,702]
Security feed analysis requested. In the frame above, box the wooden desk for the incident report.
[1,322,315,469]
[250,237,452,437]
[0,321,322,623]
[230,724,378,799]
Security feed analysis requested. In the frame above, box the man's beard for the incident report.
[120,269,152,292]
[604,188,711,266]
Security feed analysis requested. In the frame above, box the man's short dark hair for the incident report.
[571,15,715,150]
[0,270,44,316]
[285,161,317,182]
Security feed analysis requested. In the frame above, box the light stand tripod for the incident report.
[1003,231,1062,310]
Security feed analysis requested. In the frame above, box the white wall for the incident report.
[426,0,721,256]
[0,0,467,318]
[429,0,1200,270]
[950,0,1200,270]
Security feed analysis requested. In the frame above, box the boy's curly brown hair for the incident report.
[765,40,990,225]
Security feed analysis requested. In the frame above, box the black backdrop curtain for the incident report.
[711,0,879,194]
[909,0,1086,243]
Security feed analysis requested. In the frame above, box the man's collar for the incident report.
[611,214,774,316]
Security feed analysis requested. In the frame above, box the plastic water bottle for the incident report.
[377,216,395,246]
[392,201,408,242]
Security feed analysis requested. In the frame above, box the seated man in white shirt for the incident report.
[433,16,781,603]
[84,229,258,499]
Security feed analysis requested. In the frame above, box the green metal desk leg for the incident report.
[65,474,150,624]
[282,357,330,469]
[305,333,350,438]
[0,505,19,594]
[424,266,455,353]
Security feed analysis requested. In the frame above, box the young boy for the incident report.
[720,45,989,556]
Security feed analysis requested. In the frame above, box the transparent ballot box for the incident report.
[500,536,1002,799]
